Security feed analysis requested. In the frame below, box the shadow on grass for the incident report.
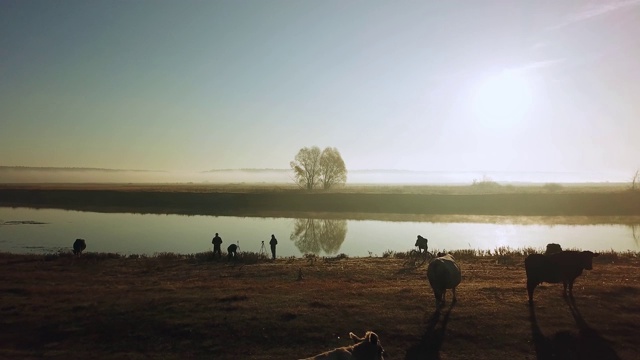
[529,297,620,360]
[404,300,455,360]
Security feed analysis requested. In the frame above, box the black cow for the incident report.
[73,239,86,255]
[525,250,599,303]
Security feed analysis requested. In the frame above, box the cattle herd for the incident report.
[71,239,600,360]
[299,241,602,360]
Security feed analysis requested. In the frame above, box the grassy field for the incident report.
[1,183,640,218]
[1,250,639,360]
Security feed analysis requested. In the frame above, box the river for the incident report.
[1,207,639,257]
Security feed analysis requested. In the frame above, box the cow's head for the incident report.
[350,331,385,360]
[581,251,599,270]
[545,243,562,255]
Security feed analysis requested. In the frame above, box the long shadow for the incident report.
[565,296,621,360]
[404,300,455,360]
[529,303,565,360]
[529,299,621,360]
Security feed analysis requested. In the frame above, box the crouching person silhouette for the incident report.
[227,243,238,261]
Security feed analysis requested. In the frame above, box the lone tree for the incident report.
[319,147,347,189]
[290,146,322,190]
[290,146,347,190]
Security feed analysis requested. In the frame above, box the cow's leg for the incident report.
[527,280,537,304]
[433,289,441,309]
[568,280,574,297]
[562,281,568,297]
[452,287,457,303]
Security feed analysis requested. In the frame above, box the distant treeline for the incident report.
[0,166,163,173]
[1,188,639,217]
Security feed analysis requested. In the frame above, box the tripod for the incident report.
[259,241,267,257]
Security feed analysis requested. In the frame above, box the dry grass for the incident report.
[0,251,638,360]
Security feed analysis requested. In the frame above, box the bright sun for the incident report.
[471,69,533,127]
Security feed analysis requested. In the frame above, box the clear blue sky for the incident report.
[2,0,639,180]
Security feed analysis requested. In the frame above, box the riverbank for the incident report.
[1,251,639,359]
[1,183,639,218]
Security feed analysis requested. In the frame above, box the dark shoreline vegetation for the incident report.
[13,246,640,264]
[1,249,639,359]
[1,183,640,220]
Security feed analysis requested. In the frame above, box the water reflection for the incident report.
[631,224,640,246]
[1,207,639,256]
[289,218,348,255]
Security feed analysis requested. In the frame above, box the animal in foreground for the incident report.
[427,253,461,309]
[525,250,599,303]
[415,235,428,253]
[72,239,86,255]
[544,243,563,255]
[299,331,385,360]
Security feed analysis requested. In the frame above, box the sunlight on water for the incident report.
[1,207,638,256]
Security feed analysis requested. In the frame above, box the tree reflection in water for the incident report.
[289,218,348,255]
[631,224,640,246]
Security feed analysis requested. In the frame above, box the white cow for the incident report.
[427,254,461,309]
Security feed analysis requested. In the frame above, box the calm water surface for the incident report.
[1,207,638,256]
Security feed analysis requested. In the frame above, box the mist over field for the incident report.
[3,2,640,192]
[0,166,629,185]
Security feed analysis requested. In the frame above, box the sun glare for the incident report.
[471,69,533,127]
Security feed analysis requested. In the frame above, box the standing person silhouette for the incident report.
[269,234,278,260]
[212,233,222,259]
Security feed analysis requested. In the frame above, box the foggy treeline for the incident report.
[0,166,627,184]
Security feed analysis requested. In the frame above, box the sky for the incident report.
[2,0,640,182]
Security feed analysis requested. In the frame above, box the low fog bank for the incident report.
[0,167,630,184]
[347,170,630,184]
[0,168,286,184]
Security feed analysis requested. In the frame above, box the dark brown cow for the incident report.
[525,250,599,303]
[73,238,86,255]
